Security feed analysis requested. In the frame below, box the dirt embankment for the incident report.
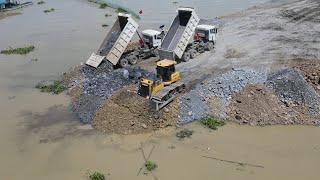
[229,84,320,126]
[92,86,179,134]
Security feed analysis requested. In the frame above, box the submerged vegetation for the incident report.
[88,171,105,180]
[200,117,225,130]
[116,7,128,13]
[99,3,109,9]
[1,46,35,55]
[43,8,55,13]
[37,0,45,5]
[145,161,157,172]
[176,129,194,139]
[87,0,140,19]
[35,80,67,94]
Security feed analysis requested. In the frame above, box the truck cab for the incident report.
[141,29,163,48]
[195,24,218,44]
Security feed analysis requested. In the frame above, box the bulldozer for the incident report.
[138,59,185,111]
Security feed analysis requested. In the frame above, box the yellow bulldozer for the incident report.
[138,59,185,110]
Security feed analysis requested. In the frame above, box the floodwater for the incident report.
[0,0,319,179]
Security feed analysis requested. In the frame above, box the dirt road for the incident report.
[178,0,320,84]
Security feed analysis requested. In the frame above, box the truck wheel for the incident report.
[152,49,159,57]
[189,50,197,59]
[119,58,129,68]
[182,52,191,62]
[206,42,214,51]
[128,55,138,65]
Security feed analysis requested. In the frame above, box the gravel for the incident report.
[178,67,268,125]
[72,63,149,123]
[266,68,320,116]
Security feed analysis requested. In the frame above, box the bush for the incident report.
[1,46,35,55]
[35,80,67,94]
[200,117,225,130]
[88,171,105,180]
[145,161,157,172]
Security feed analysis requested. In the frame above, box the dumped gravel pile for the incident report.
[266,68,320,116]
[178,68,268,125]
[71,63,149,123]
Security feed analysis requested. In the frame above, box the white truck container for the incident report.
[159,7,200,60]
[86,13,139,68]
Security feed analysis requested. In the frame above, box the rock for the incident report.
[235,115,242,120]
[164,107,169,113]
[141,123,147,129]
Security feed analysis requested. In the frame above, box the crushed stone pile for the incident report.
[70,62,149,123]
[93,86,178,134]
[266,68,320,116]
[178,68,268,125]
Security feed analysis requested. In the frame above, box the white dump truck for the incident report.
[86,13,163,69]
[159,7,218,62]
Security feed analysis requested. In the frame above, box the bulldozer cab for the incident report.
[156,59,180,85]
[138,75,164,98]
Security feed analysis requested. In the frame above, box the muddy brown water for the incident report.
[0,0,319,179]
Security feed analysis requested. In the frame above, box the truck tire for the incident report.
[206,42,214,51]
[119,58,129,68]
[128,55,138,65]
[152,49,159,57]
[189,50,197,59]
[182,52,191,62]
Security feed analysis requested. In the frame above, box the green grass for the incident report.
[200,117,225,130]
[1,46,35,55]
[88,171,105,180]
[35,80,67,94]
[37,0,45,5]
[145,161,157,172]
[176,129,193,139]
[43,8,55,13]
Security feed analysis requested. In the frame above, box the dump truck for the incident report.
[138,59,185,111]
[159,7,218,62]
[86,13,164,69]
